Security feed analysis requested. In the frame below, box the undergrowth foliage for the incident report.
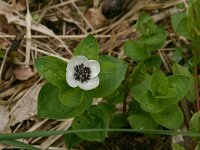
[32,0,200,149]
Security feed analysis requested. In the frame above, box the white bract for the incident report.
[66,56,100,90]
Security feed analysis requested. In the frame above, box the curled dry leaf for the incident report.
[10,83,43,126]
[0,105,9,133]
[14,65,34,80]
[85,8,108,29]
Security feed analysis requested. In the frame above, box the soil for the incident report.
[79,132,171,150]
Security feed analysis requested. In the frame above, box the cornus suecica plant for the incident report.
[34,34,128,146]
[34,17,192,149]
[66,55,100,90]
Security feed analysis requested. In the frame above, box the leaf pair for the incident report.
[128,104,183,131]
[172,63,195,103]
[172,1,200,65]
[64,103,115,149]
[72,104,115,141]
[37,83,92,119]
[124,13,167,61]
[130,70,190,129]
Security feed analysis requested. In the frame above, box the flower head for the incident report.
[66,56,100,90]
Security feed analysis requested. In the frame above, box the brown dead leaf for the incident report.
[14,0,26,12]
[10,83,43,126]
[0,105,9,133]
[14,65,34,80]
[0,15,17,35]
[85,8,108,29]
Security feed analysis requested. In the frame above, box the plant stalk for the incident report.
[194,64,200,111]
[123,69,130,114]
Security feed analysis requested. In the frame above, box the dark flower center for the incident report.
[74,63,91,83]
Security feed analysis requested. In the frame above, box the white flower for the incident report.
[66,56,100,90]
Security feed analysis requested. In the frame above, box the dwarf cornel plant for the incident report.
[34,35,128,147]
[30,8,197,149]
[34,28,190,149]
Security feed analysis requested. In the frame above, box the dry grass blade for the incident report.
[70,0,94,32]
[0,46,9,82]
[25,0,31,66]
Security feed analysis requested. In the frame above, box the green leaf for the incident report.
[128,100,141,114]
[73,113,105,141]
[73,35,99,60]
[192,37,200,65]
[189,111,200,133]
[172,64,193,77]
[151,105,184,129]
[64,128,82,150]
[110,113,128,128]
[37,83,92,119]
[106,87,124,104]
[188,0,200,39]
[176,2,186,9]
[0,49,4,58]
[124,40,148,61]
[155,88,177,99]
[140,90,164,113]
[128,111,158,129]
[172,63,195,102]
[97,103,116,117]
[72,104,114,141]
[189,111,200,141]
[171,12,191,39]
[135,13,167,52]
[172,144,186,150]
[136,13,156,37]
[151,70,168,96]
[170,48,183,63]
[59,88,84,107]
[89,55,127,98]
[143,55,162,73]
[138,26,167,51]
[155,88,178,105]
[130,74,151,103]
[168,75,190,102]
[129,62,146,86]
[195,144,200,150]
[35,56,67,89]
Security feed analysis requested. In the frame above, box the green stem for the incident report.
[194,64,200,111]
[1,129,200,141]
[123,82,128,114]
[123,68,131,114]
